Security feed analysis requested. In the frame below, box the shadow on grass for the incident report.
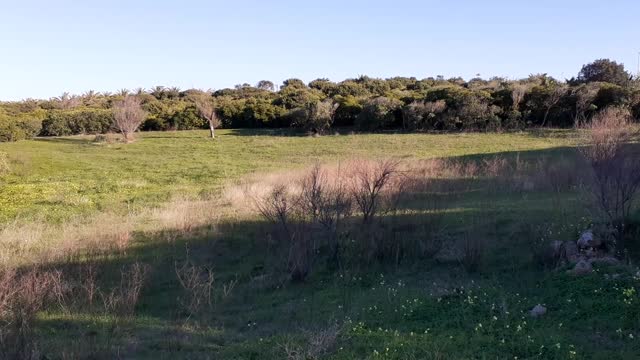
[29,143,640,358]
[34,136,95,145]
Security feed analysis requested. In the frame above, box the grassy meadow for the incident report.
[1,129,639,359]
[0,129,577,222]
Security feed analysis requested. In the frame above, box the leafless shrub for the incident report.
[350,159,401,224]
[282,323,341,360]
[100,262,149,318]
[175,256,216,319]
[317,177,352,265]
[255,184,313,282]
[349,159,403,262]
[113,95,146,143]
[299,163,327,223]
[0,268,67,359]
[541,85,568,127]
[574,84,598,123]
[252,159,454,269]
[579,106,640,244]
[80,264,99,308]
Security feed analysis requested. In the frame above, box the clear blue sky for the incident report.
[1,0,638,100]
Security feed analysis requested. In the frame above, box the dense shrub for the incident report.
[355,96,402,130]
[40,109,113,136]
[333,95,363,127]
[291,99,338,133]
[167,105,206,130]
[402,100,447,130]
[0,115,42,142]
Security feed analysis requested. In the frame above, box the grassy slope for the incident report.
[2,129,640,359]
[0,129,576,223]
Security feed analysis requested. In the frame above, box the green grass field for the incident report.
[1,129,639,359]
[0,129,578,223]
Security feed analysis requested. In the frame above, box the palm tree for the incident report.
[150,86,166,100]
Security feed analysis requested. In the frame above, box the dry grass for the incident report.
[578,107,640,242]
[282,323,341,360]
[100,262,149,318]
[0,268,67,359]
[0,151,9,176]
[0,196,223,267]
[92,133,122,145]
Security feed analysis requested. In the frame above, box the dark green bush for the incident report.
[40,109,113,136]
[355,96,402,130]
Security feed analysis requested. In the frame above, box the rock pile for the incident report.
[551,229,619,275]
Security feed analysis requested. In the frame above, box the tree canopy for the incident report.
[1,58,639,141]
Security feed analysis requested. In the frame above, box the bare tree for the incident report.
[113,95,147,143]
[541,85,567,127]
[579,106,640,245]
[574,84,598,123]
[194,96,221,139]
[511,83,528,112]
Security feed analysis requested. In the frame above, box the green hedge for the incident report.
[0,115,42,142]
[40,109,113,136]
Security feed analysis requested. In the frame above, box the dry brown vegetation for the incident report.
[282,323,341,360]
[249,157,562,279]
[113,95,146,142]
[175,254,216,318]
[0,268,62,359]
[579,106,640,244]
[0,261,149,359]
[0,196,221,267]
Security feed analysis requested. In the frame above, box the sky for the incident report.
[0,0,638,100]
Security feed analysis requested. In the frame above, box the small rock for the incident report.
[570,259,593,275]
[577,230,601,249]
[529,304,547,317]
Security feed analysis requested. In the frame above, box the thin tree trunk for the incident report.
[209,123,215,138]
[541,107,551,127]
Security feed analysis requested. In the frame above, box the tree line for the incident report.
[1,58,639,141]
